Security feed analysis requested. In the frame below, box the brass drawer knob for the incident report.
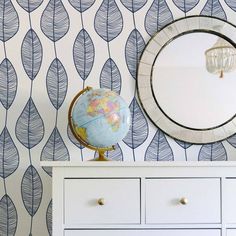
[97,198,105,206]
[179,197,188,205]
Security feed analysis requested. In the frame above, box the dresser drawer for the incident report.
[227,229,236,236]
[64,178,140,226]
[65,229,221,236]
[146,178,221,224]
[225,179,236,223]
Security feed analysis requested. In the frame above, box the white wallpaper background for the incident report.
[1,0,236,235]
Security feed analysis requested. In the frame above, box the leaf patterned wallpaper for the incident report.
[1,0,236,235]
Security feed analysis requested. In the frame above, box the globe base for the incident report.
[92,150,110,161]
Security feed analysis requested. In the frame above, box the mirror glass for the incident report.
[137,16,236,143]
[152,32,236,130]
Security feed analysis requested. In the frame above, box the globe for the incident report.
[69,87,130,160]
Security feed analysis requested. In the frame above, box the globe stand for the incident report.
[68,86,115,161]
[94,150,110,161]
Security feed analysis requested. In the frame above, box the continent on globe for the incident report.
[87,90,121,131]
[75,126,88,142]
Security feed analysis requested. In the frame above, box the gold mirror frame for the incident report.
[137,16,236,144]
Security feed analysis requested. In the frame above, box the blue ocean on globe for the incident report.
[72,88,130,148]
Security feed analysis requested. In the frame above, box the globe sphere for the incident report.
[71,88,130,148]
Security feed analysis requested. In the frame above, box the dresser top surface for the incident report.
[40,161,236,167]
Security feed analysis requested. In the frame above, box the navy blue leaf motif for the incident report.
[17,0,43,13]
[145,129,174,161]
[21,165,43,216]
[94,143,123,161]
[0,194,17,236]
[175,139,192,161]
[121,0,147,13]
[69,0,95,12]
[0,127,19,178]
[21,29,43,80]
[145,0,173,36]
[173,0,199,13]
[123,97,148,149]
[46,200,52,236]
[41,0,70,42]
[198,142,227,161]
[125,29,145,79]
[0,58,17,110]
[227,133,236,148]
[100,58,121,94]
[225,0,236,11]
[200,0,227,20]
[67,124,84,149]
[46,58,68,109]
[41,127,70,176]
[73,29,95,81]
[175,139,192,149]
[94,0,123,42]
[0,0,19,42]
[15,98,44,149]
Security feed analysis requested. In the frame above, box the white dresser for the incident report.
[41,162,236,236]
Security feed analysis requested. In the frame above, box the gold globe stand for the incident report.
[68,86,115,161]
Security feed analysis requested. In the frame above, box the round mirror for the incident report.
[137,16,236,144]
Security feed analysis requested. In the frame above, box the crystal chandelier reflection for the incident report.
[205,38,236,78]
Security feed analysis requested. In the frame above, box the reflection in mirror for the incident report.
[152,32,236,130]
[205,37,236,78]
